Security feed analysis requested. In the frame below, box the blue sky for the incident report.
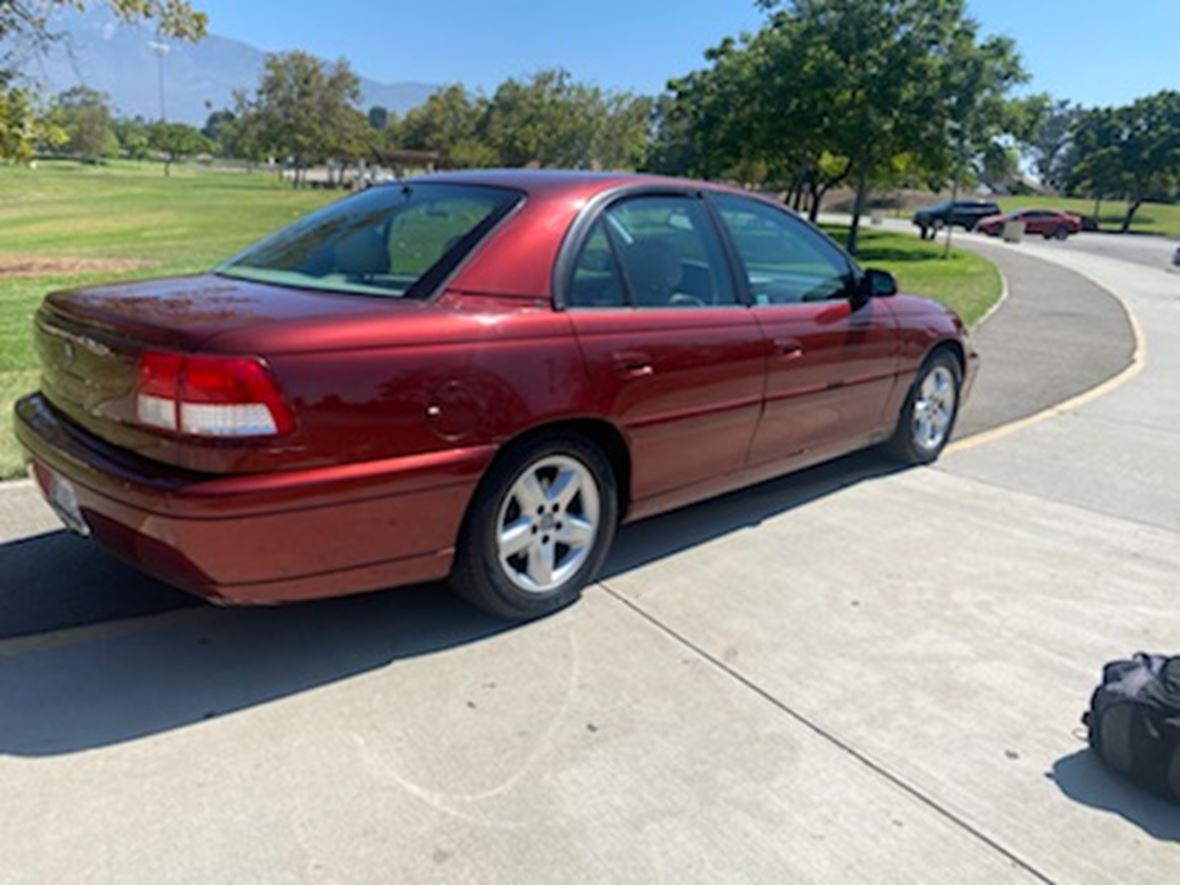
[194,0,1178,108]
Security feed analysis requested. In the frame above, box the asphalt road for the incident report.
[951,240,1134,439]
[0,237,1176,882]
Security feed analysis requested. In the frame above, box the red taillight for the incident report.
[134,352,295,437]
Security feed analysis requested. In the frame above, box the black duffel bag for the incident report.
[1084,653,1180,802]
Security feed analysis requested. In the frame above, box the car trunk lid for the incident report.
[35,273,430,472]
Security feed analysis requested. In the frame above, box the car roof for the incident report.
[408,169,780,300]
[399,168,746,201]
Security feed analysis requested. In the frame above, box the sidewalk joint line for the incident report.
[597,579,1056,885]
[931,465,1180,538]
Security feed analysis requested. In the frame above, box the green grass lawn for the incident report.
[0,161,1001,479]
[0,159,335,478]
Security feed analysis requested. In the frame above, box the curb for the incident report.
[972,264,1009,329]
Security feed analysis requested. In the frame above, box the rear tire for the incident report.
[885,351,962,465]
[449,433,618,620]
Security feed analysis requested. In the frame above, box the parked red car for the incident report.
[16,171,977,619]
[976,208,1083,239]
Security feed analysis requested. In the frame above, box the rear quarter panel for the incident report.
[204,299,598,474]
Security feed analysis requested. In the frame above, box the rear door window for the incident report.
[602,195,737,308]
[569,220,627,307]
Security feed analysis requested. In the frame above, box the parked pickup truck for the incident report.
[912,200,1000,239]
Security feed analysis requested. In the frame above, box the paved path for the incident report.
[953,241,1134,439]
[1047,230,1178,272]
[0,240,1176,882]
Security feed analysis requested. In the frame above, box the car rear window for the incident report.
[217,183,521,299]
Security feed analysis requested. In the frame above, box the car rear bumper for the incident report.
[14,393,494,604]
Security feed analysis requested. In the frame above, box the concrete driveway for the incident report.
[0,238,1176,882]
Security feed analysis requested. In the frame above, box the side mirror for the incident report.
[864,268,898,297]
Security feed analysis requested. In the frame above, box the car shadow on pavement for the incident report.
[604,448,907,578]
[0,530,199,641]
[0,448,904,758]
[0,580,518,757]
[1048,750,1180,842]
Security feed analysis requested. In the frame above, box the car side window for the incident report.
[601,195,737,308]
[712,194,851,305]
[569,220,626,307]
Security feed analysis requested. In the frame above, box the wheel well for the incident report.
[497,418,632,519]
[928,339,965,375]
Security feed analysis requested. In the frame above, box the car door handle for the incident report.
[612,351,655,378]
[773,338,805,360]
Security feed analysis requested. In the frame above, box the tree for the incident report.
[1024,97,1079,191]
[483,69,649,170]
[113,115,152,159]
[1110,91,1179,231]
[217,93,267,166]
[238,51,362,186]
[367,105,388,130]
[0,0,205,44]
[146,120,211,175]
[324,106,375,183]
[936,30,1028,255]
[201,108,234,145]
[654,1,1024,240]
[1068,107,1126,222]
[1068,93,1180,231]
[752,0,1027,254]
[54,86,117,161]
[1,85,65,162]
[592,91,653,171]
[398,84,489,168]
[1,3,204,162]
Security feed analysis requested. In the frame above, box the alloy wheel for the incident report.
[912,365,957,452]
[495,454,601,593]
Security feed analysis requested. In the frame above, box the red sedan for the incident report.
[16,171,977,619]
[976,208,1083,239]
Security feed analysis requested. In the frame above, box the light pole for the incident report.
[148,31,170,122]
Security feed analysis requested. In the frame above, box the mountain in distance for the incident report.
[8,7,439,126]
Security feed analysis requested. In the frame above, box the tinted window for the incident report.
[569,220,626,307]
[712,194,850,305]
[218,183,520,298]
[602,195,737,308]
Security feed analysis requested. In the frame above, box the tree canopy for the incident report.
[651,0,1028,253]
[147,120,211,175]
[1,0,206,161]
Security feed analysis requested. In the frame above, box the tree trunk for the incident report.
[1092,195,1102,226]
[943,167,962,259]
[163,158,171,177]
[845,161,868,255]
[807,181,824,223]
[1120,198,1142,233]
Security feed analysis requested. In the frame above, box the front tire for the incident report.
[885,351,962,464]
[449,434,618,620]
